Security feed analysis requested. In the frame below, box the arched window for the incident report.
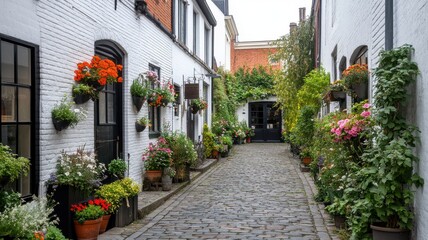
[339,56,347,78]
[350,46,368,65]
[349,46,368,102]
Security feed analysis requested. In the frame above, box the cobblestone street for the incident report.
[102,143,338,239]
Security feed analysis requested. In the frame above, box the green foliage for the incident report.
[0,196,57,239]
[136,117,151,126]
[45,226,66,240]
[203,124,216,158]
[162,132,198,167]
[297,68,330,109]
[345,44,423,238]
[233,66,275,102]
[74,204,104,224]
[108,158,127,179]
[130,74,149,98]
[51,95,86,127]
[96,178,140,214]
[72,83,95,99]
[0,191,21,213]
[0,144,30,184]
[220,135,233,148]
[143,138,172,170]
[293,106,317,146]
[273,19,314,131]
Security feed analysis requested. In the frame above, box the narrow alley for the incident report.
[101,143,338,240]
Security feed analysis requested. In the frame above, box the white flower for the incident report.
[77,172,82,176]
[74,109,80,113]
[64,172,70,176]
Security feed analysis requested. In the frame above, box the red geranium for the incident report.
[70,198,111,213]
[74,56,123,86]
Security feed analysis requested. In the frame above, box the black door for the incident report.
[94,41,124,166]
[249,102,282,142]
[187,102,196,142]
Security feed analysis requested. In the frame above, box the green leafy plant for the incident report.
[297,68,330,109]
[164,167,176,178]
[0,196,57,239]
[72,83,95,99]
[203,124,216,158]
[142,137,172,170]
[162,132,197,167]
[220,135,233,148]
[190,98,208,111]
[136,117,151,126]
[45,225,66,240]
[108,158,127,179]
[130,75,149,98]
[0,191,21,213]
[51,95,86,127]
[293,106,317,147]
[96,178,140,214]
[71,204,104,224]
[0,144,30,185]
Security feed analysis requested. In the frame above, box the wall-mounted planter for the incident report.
[190,106,200,114]
[135,122,147,132]
[52,118,71,131]
[73,93,91,104]
[132,96,145,112]
[351,83,368,100]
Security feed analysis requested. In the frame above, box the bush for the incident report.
[163,132,197,167]
[96,178,140,214]
[0,144,30,184]
[45,226,66,240]
[108,158,127,179]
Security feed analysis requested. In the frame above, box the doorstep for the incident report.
[99,158,219,239]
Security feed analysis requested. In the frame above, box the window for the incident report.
[178,0,187,44]
[174,85,181,117]
[203,83,208,124]
[353,47,368,65]
[149,64,161,138]
[193,11,198,54]
[1,38,38,197]
[339,56,347,78]
[204,26,210,64]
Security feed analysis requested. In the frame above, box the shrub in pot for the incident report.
[51,96,86,131]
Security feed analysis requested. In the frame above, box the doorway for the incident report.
[249,102,282,142]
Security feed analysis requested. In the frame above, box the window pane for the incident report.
[107,93,115,123]
[17,46,31,85]
[98,92,106,124]
[20,172,31,196]
[2,86,16,122]
[1,41,15,83]
[18,88,31,122]
[18,125,31,158]
[2,125,17,153]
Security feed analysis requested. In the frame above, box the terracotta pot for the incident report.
[370,224,410,240]
[74,217,102,240]
[212,150,219,159]
[99,214,111,234]
[145,170,162,182]
[135,122,147,132]
[302,157,312,166]
[132,96,146,112]
[246,137,251,143]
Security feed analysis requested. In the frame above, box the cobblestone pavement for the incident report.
[102,143,338,240]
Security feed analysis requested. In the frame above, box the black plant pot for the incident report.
[73,93,91,104]
[88,80,105,92]
[351,83,368,100]
[331,91,346,101]
[161,98,169,107]
[52,118,71,131]
[135,122,147,132]
[191,106,200,114]
[132,95,145,112]
[108,195,138,228]
[370,224,410,240]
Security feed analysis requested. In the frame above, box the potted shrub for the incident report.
[300,147,312,166]
[0,196,65,239]
[342,64,369,100]
[142,137,173,182]
[190,98,208,114]
[220,135,233,157]
[346,45,422,240]
[107,158,127,180]
[130,75,149,112]
[47,147,105,239]
[72,84,93,104]
[135,117,151,132]
[73,55,123,99]
[0,144,30,188]
[51,96,87,131]
[70,202,104,240]
[96,178,140,228]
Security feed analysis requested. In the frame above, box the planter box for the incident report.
[48,185,91,239]
[107,195,138,229]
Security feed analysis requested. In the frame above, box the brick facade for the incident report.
[232,41,279,72]
[147,0,172,32]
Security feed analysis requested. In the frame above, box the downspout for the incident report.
[211,26,215,123]
[385,0,393,50]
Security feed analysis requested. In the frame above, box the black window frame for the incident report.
[0,34,39,198]
[178,0,187,44]
[204,26,210,64]
[149,64,161,139]
[173,84,181,117]
[193,11,198,54]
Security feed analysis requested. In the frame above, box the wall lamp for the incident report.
[135,0,148,14]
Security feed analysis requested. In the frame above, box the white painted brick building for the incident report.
[317,0,428,238]
[0,0,217,197]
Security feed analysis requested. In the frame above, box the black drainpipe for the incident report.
[385,0,393,50]
[211,26,215,115]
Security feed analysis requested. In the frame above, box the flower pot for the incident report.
[333,215,346,229]
[74,218,102,240]
[112,195,138,228]
[161,98,169,107]
[132,96,145,112]
[351,83,368,100]
[52,118,71,131]
[73,93,91,104]
[191,106,200,114]
[99,214,111,234]
[246,137,251,143]
[88,81,105,92]
[135,122,147,132]
[212,150,219,159]
[145,170,162,182]
[302,157,312,166]
[370,224,410,240]
[331,91,346,101]
[162,169,172,191]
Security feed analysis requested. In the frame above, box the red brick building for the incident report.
[231,40,280,73]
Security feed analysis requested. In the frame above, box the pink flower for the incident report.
[361,111,371,118]
[363,103,371,109]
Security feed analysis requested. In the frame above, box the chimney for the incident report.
[289,22,297,32]
[299,7,306,22]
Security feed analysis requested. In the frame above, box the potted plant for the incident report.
[345,45,422,240]
[70,201,104,240]
[219,135,233,157]
[73,55,123,99]
[342,64,368,100]
[72,84,93,104]
[190,98,208,114]
[96,178,140,228]
[0,144,30,188]
[162,166,176,191]
[51,96,87,131]
[300,147,312,166]
[130,75,149,112]
[86,198,111,234]
[46,147,105,239]
[147,80,175,107]
[107,158,127,180]
[135,117,151,132]
[142,137,173,182]
[325,79,347,101]
[211,143,221,159]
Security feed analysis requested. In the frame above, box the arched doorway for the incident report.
[94,40,124,166]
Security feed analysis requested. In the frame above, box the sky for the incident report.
[229,0,313,42]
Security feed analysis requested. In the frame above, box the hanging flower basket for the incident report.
[135,122,147,132]
[52,118,72,131]
[73,93,91,104]
[190,98,207,114]
[132,96,146,112]
[190,106,200,114]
